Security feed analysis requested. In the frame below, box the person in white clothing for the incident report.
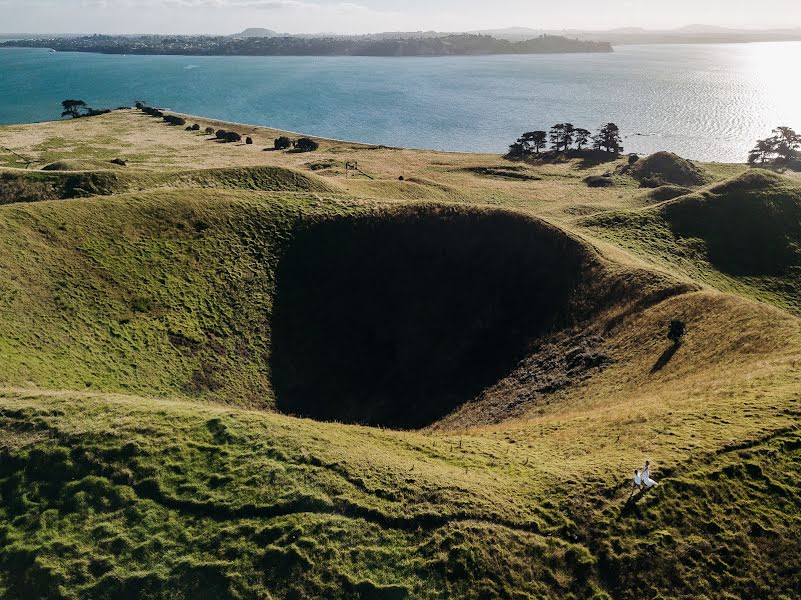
[642,460,658,488]
[629,469,643,499]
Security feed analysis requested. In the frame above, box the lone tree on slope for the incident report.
[61,99,87,119]
[668,319,687,345]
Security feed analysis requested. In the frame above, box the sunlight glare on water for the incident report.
[1,42,800,162]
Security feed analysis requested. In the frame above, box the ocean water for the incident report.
[1,42,800,162]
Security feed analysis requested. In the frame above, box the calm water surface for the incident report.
[1,43,800,162]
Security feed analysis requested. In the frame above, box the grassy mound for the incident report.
[583,170,801,314]
[0,191,635,425]
[42,159,126,171]
[632,151,709,187]
[272,206,614,429]
[645,184,692,202]
[0,169,132,204]
[661,170,801,276]
[166,166,334,193]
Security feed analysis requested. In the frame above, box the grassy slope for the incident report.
[0,111,800,598]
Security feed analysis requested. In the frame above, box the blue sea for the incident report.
[1,42,800,162]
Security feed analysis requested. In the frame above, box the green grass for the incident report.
[1,112,801,598]
[581,170,801,314]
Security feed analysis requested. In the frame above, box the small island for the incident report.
[0,33,613,57]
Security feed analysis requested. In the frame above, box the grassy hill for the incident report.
[0,110,800,599]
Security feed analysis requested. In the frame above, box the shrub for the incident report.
[191,124,200,131]
[205,127,215,135]
[584,175,615,188]
[246,137,253,145]
[274,136,293,150]
[628,153,640,165]
[110,158,127,166]
[294,138,320,153]
[164,115,187,126]
[215,130,241,143]
[668,319,686,344]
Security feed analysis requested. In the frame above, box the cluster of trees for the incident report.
[10,34,612,57]
[275,136,319,152]
[138,104,165,118]
[133,103,315,150]
[509,123,624,158]
[60,99,110,119]
[137,104,187,127]
[748,126,800,167]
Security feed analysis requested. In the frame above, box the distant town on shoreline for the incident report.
[2,24,801,51]
[0,33,612,57]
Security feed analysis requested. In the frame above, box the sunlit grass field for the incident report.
[1,110,800,599]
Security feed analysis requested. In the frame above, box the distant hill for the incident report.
[231,28,279,38]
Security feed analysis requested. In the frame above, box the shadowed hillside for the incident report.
[273,207,615,428]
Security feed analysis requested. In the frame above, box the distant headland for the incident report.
[0,33,613,57]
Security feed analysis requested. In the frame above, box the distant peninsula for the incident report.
[0,33,613,57]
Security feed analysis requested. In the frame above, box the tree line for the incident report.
[508,123,624,158]
[748,126,800,168]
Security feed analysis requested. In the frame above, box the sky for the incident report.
[1,0,800,35]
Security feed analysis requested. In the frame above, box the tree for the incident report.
[667,319,686,345]
[560,123,576,151]
[61,99,87,119]
[594,123,624,154]
[574,128,592,151]
[274,136,293,150]
[748,138,776,165]
[549,124,566,152]
[509,131,548,157]
[508,140,527,158]
[772,126,801,162]
[294,138,319,153]
[529,131,548,154]
[747,127,800,165]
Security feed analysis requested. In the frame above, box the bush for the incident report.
[584,175,615,188]
[215,130,242,143]
[294,138,320,153]
[246,137,253,145]
[141,106,164,118]
[191,124,200,131]
[164,115,187,126]
[274,136,293,150]
[628,153,640,165]
[110,158,127,167]
[205,127,215,135]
